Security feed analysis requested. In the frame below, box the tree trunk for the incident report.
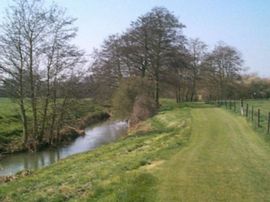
[56,97,68,142]
[190,79,196,101]
[29,38,38,141]
[18,41,28,145]
[154,74,159,107]
[49,80,57,144]
[19,97,28,145]
[39,64,51,142]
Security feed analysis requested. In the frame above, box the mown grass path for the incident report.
[158,107,270,202]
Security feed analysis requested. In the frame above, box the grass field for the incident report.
[246,100,270,132]
[246,99,270,114]
[2,100,270,201]
[157,107,270,201]
[219,99,270,135]
[0,98,22,149]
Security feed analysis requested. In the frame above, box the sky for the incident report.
[0,0,270,76]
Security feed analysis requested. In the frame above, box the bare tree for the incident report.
[0,0,30,144]
[90,7,187,106]
[0,0,85,149]
[202,42,243,99]
[90,35,126,102]
[141,7,186,106]
[187,38,207,101]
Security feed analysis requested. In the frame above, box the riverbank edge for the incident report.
[0,111,110,158]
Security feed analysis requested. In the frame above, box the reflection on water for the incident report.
[0,121,128,176]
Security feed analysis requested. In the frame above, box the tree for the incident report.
[121,15,152,77]
[0,0,84,149]
[0,0,31,144]
[90,35,126,103]
[111,76,155,120]
[90,7,187,107]
[187,38,207,101]
[139,7,186,106]
[202,42,243,99]
[162,47,190,102]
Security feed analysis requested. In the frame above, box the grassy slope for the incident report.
[0,100,192,201]
[2,101,270,201]
[157,107,270,201]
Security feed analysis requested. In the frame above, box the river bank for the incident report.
[0,111,110,156]
[0,120,128,177]
[0,97,112,155]
[0,100,192,201]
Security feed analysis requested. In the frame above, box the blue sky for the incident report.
[0,0,270,76]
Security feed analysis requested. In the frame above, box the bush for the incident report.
[112,77,155,120]
[129,95,156,126]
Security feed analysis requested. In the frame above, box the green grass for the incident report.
[2,100,270,201]
[0,99,192,201]
[157,107,270,201]
[0,98,22,148]
[218,99,270,135]
[244,100,270,135]
[245,99,270,113]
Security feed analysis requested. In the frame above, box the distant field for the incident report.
[243,99,270,134]
[0,98,20,117]
[218,99,270,134]
[219,99,270,113]
[0,98,22,148]
[245,99,270,114]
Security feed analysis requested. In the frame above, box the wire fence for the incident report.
[209,100,270,134]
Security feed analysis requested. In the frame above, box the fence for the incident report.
[210,100,270,134]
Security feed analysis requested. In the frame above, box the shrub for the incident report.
[112,77,155,120]
[129,95,156,126]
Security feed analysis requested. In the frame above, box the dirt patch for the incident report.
[128,121,152,134]
[0,170,32,184]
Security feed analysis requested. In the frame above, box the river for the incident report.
[0,121,128,176]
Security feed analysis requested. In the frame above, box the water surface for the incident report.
[0,121,128,176]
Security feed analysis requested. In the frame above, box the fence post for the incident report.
[246,104,249,117]
[234,101,236,112]
[267,112,270,134]
[225,100,227,109]
[258,109,261,128]
[229,100,232,110]
[240,99,244,116]
[251,106,254,121]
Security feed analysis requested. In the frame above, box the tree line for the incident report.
[0,0,267,150]
[86,7,244,114]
